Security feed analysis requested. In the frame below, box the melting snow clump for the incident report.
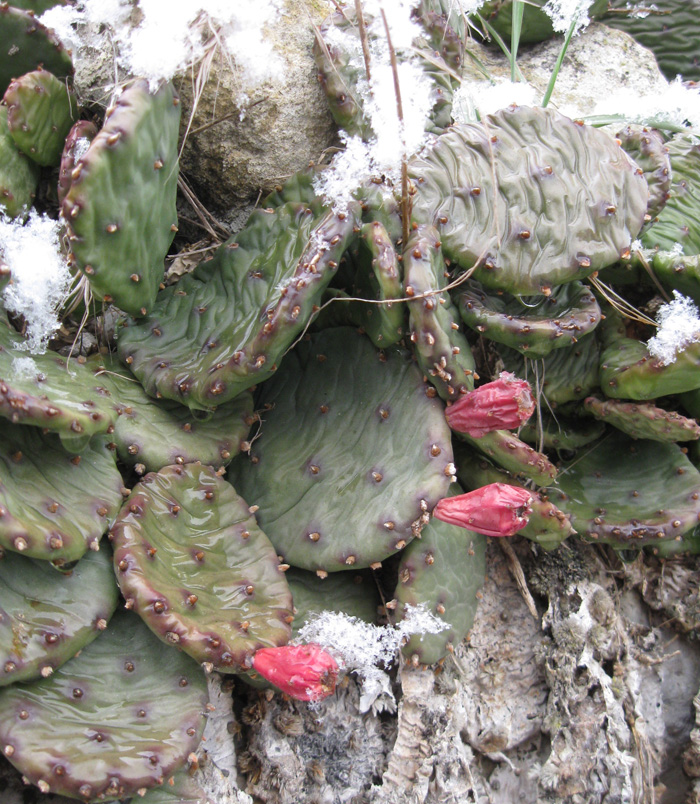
[543,0,592,35]
[452,80,538,123]
[647,291,700,366]
[297,606,449,714]
[0,212,73,354]
[593,77,700,130]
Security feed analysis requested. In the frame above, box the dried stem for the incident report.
[355,0,372,85]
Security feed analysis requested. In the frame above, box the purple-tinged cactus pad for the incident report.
[228,327,455,573]
[583,396,700,442]
[410,105,648,295]
[0,608,208,801]
[111,463,293,673]
[58,119,98,205]
[0,423,123,562]
[0,545,118,686]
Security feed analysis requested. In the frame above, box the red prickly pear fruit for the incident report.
[252,643,339,701]
[445,372,535,437]
[432,483,533,537]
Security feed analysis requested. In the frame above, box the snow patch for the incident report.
[593,77,700,129]
[0,212,73,354]
[11,357,39,381]
[647,291,700,366]
[452,80,538,122]
[297,605,449,714]
[542,0,592,35]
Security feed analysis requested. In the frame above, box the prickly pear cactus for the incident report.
[395,485,486,665]
[612,123,672,220]
[0,423,123,563]
[0,608,209,801]
[110,463,293,673]
[62,80,180,317]
[0,546,118,686]
[0,105,39,218]
[118,202,360,412]
[89,354,255,473]
[229,327,455,574]
[3,69,76,167]
[58,119,98,205]
[583,395,700,442]
[410,105,648,295]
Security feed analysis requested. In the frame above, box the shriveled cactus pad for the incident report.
[0,608,208,801]
[229,327,455,573]
[111,463,293,672]
[0,547,118,686]
[553,431,700,548]
[0,423,123,562]
[410,105,648,294]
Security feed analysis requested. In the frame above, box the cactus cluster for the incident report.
[2,1,700,802]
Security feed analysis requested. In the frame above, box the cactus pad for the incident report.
[110,463,293,673]
[553,431,700,548]
[0,608,208,801]
[612,123,671,220]
[0,546,118,686]
[0,423,123,562]
[228,327,455,573]
[409,105,648,295]
[583,396,700,442]
[89,355,254,473]
[62,80,180,317]
[58,119,98,205]
[4,69,77,167]
[118,202,359,412]
[0,105,39,218]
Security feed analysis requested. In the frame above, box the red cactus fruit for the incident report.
[252,643,339,701]
[445,372,535,437]
[432,483,533,537]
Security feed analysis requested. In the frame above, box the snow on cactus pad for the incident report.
[228,327,455,573]
[0,608,208,801]
[409,105,648,295]
[110,463,293,673]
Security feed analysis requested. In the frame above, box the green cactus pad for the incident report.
[604,0,700,82]
[0,6,72,96]
[228,327,455,573]
[518,410,606,451]
[111,464,293,673]
[640,251,700,304]
[395,485,486,665]
[404,224,476,401]
[0,608,208,801]
[500,331,601,406]
[457,428,557,486]
[4,69,77,167]
[553,431,700,548]
[612,124,671,220]
[0,318,118,446]
[286,567,379,637]
[476,0,607,44]
[409,105,648,295]
[62,80,180,317]
[8,0,67,11]
[0,105,39,218]
[118,202,360,412]
[583,396,700,442]
[58,119,98,205]
[456,279,601,358]
[0,546,118,686]
[642,134,700,256]
[599,312,700,399]
[0,423,123,562]
[454,445,574,550]
[89,354,254,473]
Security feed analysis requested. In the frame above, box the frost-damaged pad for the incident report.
[0,547,118,686]
[0,608,208,801]
[0,424,123,562]
[395,486,486,665]
[553,431,700,548]
[229,327,455,573]
[62,80,180,317]
[118,202,360,412]
[409,105,647,295]
[111,463,293,673]
[90,355,254,473]
[0,318,118,447]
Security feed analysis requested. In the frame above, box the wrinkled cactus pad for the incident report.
[456,279,601,358]
[0,608,208,801]
[395,485,486,665]
[0,105,39,218]
[0,546,118,686]
[111,463,293,673]
[229,327,455,573]
[89,354,254,473]
[612,123,671,220]
[0,423,123,562]
[62,80,180,317]
[118,202,359,412]
[553,430,700,548]
[583,396,700,442]
[410,105,648,295]
[4,68,77,167]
